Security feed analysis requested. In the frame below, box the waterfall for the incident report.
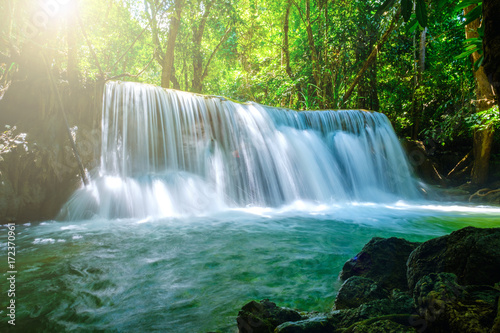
[59,81,420,220]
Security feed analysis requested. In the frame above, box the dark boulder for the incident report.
[237,299,302,333]
[340,237,420,291]
[407,226,500,291]
[334,276,389,310]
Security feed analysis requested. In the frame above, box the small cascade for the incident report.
[59,81,420,220]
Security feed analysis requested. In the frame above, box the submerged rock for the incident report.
[334,276,389,310]
[236,299,302,333]
[407,226,500,290]
[340,237,420,291]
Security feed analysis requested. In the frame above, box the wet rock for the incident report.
[275,316,334,333]
[413,273,465,321]
[413,273,498,332]
[340,237,420,291]
[236,299,302,333]
[348,319,418,333]
[407,227,500,290]
[330,290,415,329]
[334,276,389,310]
[463,285,500,307]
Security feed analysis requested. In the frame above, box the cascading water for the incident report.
[59,81,420,220]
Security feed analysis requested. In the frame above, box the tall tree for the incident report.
[67,0,79,92]
[482,0,500,104]
[304,0,322,106]
[162,0,185,88]
[146,0,185,89]
[282,0,293,78]
[343,8,401,105]
[464,4,496,185]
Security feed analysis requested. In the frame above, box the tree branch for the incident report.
[107,56,155,80]
[342,8,401,105]
[201,25,231,81]
[145,0,165,64]
[77,10,104,79]
[110,24,149,72]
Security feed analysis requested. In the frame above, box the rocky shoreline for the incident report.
[235,226,500,332]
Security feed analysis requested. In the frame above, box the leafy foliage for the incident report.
[0,0,492,146]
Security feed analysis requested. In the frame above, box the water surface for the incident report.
[1,202,499,332]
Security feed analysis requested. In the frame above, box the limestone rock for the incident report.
[407,226,500,290]
[334,276,389,310]
[236,299,302,333]
[340,237,420,291]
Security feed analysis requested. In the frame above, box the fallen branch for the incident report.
[469,188,500,202]
[42,54,89,186]
[447,151,472,178]
[342,8,401,105]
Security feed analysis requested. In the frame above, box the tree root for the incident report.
[469,188,500,202]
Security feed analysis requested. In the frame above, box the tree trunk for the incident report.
[343,9,400,105]
[411,27,427,139]
[465,5,496,185]
[305,0,323,107]
[355,23,379,111]
[482,0,500,104]
[283,0,293,78]
[161,0,184,89]
[191,0,214,93]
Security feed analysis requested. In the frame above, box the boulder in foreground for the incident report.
[407,226,500,290]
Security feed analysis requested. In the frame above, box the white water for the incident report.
[59,81,420,220]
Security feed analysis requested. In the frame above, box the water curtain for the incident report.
[60,81,420,219]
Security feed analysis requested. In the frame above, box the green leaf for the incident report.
[416,0,428,28]
[473,55,484,70]
[401,0,412,22]
[477,25,485,37]
[463,4,482,25]
[455,0,482,11]
[405,18,419,34]
[454,47,479,59]
[377,0,396,13]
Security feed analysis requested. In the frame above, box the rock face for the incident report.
[334,276,388,310]
[407,226,500,290]
[237,299,302,333]
[340,237,420,291]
